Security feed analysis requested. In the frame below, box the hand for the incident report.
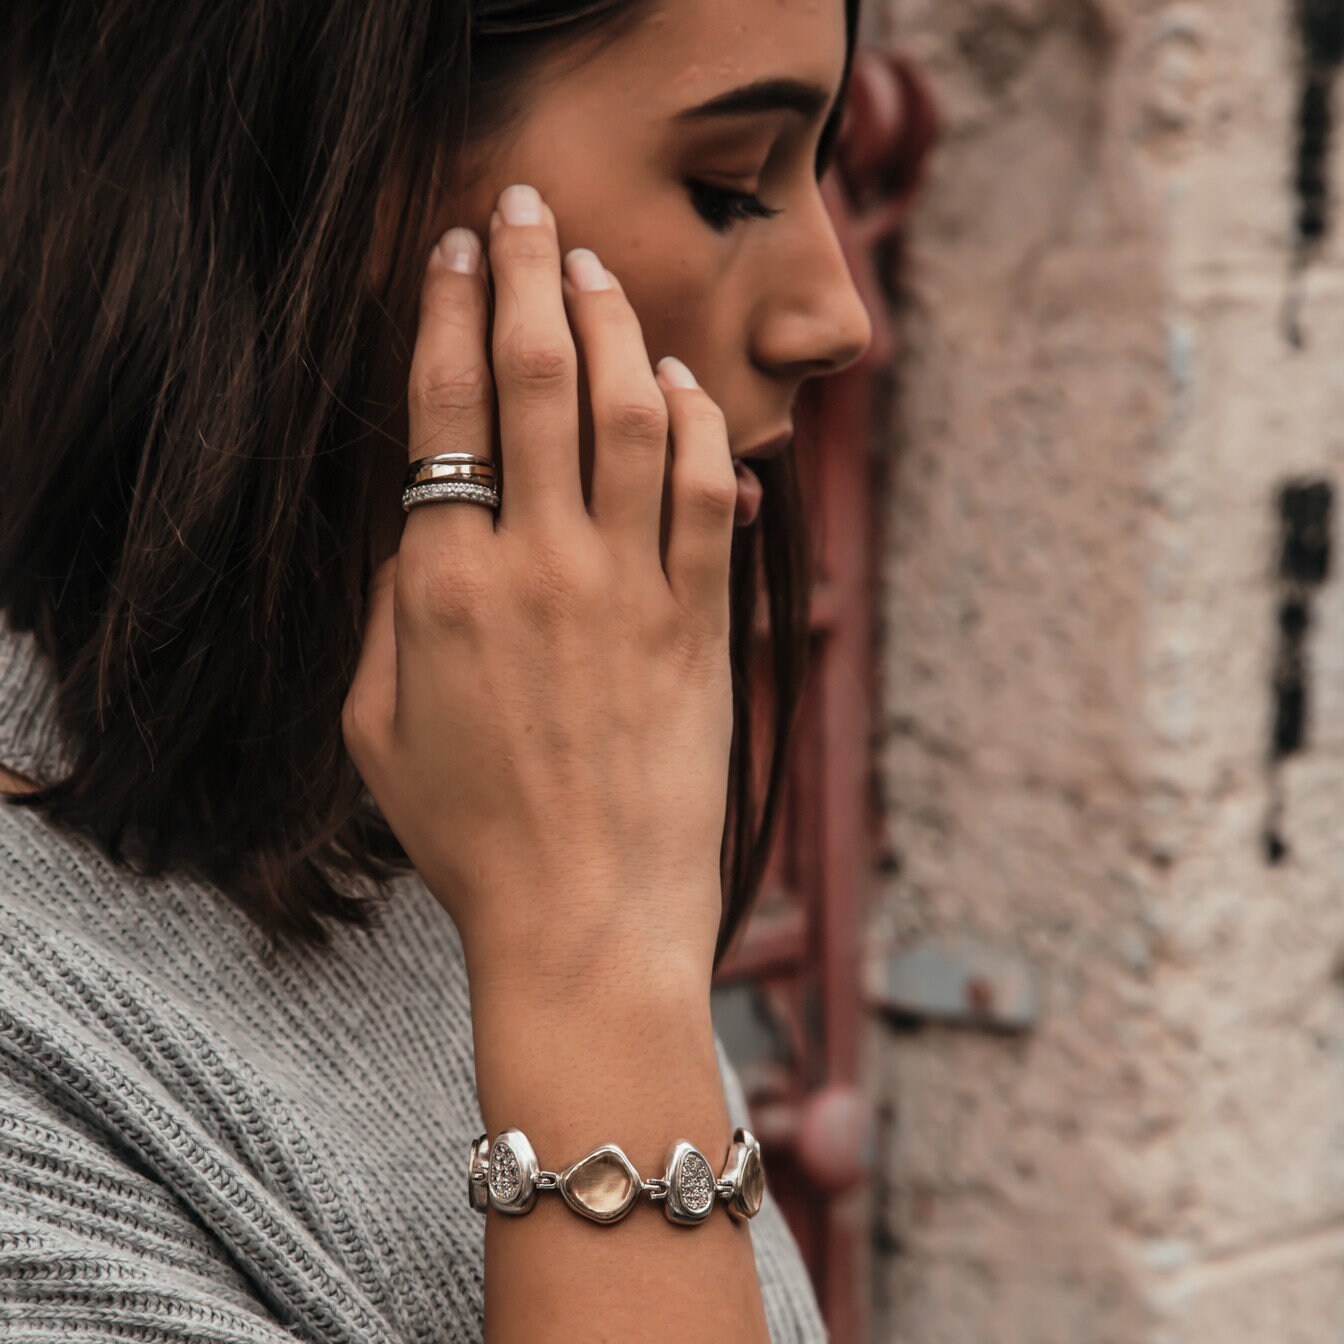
[342,184,738,999]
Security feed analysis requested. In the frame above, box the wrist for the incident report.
[469,964,717,1090]
[468,972,729,1179]
[467,940,713,1020]
[460,877,721,1012]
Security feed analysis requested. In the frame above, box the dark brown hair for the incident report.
[0,0,860,963]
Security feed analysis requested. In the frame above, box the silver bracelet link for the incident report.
[467,1126,765,1226]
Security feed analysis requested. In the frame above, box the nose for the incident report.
[749,191,874,379]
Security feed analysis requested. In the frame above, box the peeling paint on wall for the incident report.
[1286,0,1344,341]
[1265,478,1332,862]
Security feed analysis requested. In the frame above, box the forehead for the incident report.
[582,0,848,115]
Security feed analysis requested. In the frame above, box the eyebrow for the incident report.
[672,77,833,124]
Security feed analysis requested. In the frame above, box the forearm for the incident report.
[469,959,770,1344]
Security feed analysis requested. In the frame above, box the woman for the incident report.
[0,0,871,1338]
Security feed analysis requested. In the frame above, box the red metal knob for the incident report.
[794,1084,875,1193]
[838,51,906,189]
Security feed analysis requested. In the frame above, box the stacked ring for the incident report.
[402,452,500,512]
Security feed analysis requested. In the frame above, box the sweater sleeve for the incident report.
[1,1039,830,1344]
[0,1065,304,1344]
[715,1034,831,1344]
[2,1031,830,1344]
[0,899,402,1344]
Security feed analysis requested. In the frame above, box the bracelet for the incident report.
[467,1126,765,1226]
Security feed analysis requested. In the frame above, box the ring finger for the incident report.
[404,226,497,553]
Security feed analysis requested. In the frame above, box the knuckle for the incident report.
[421,269,484,324]
[682,395,728,433]
[494,232,557,268]
[680,469,738,517]
[413,362,492,425]
[672,622,728,676]
[499,335,575,392]
[399,551,491,628]
[599,395,668,444]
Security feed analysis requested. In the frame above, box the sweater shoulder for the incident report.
[0,796,477,1105]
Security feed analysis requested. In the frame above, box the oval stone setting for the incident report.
[678,1151,715,1214]
[738,1146,765,1218]
[485,1129,539,1215]
[558,1144,641,1223]
[661,1140,717,1224]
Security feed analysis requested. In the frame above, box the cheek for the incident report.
[641,278,744,437]
[631,278,710,363]
[615,252,734,399]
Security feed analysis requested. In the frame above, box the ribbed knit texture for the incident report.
[0,618,829,1342]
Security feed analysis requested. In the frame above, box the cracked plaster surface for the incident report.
[869,1,1344,1339]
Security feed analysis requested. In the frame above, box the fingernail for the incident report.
[499,184,542,226]
[657,356,698,389]
[563,248,611,292]
[436,227,481,275]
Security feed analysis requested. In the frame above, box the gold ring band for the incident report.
[405,462,497,487]
[407,452,495,473]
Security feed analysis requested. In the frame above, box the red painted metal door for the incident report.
[711,51,935,1344]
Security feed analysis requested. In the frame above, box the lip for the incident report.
[736,427,794,461]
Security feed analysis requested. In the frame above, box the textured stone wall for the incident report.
[866,1,1344,1339]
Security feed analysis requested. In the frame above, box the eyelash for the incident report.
[686,180,783,233]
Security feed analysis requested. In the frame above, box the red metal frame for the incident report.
[712,51,936,1344]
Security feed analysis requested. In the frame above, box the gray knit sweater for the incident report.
[0,621,828,1342]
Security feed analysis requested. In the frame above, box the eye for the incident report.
[686,180,783,233]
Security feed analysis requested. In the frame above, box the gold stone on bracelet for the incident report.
[557,1144,643,1224]
[661,1140,717,1225]
[487,1129,540,1215]
[719,1127,766,1222]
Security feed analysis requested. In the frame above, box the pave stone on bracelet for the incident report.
[467,1126,765,1225]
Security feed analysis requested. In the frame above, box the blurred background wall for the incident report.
[863,0,1344,1339]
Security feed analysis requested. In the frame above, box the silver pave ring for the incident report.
[401,480,500,512]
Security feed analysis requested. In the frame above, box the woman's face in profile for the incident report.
[427,0,871,469]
